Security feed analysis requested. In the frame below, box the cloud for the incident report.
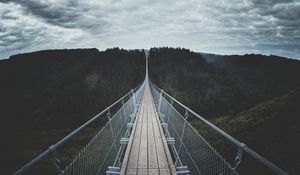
[0,0,299,59]
[0,2,87,57]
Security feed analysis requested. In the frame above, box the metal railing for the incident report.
[13,77,288,175]
[14,81,145,175]
[149,81,288,175]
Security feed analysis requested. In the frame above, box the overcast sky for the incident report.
[0,0,300,59]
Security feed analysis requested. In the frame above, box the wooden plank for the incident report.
[126,168,137,175]
[138,101,148,169]
[121,80,177,175]
[148,169,159,175]
[148,104,159,170]
[127,98,145,169]
[152,109,170,169]
[150,92,177,174]
[148,98,169,169]
[120,93,144,174]
[137,168,148,175]
[160,169,171,175]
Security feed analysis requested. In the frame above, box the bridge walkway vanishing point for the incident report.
[120,77,176,175]
[13,53,289,175]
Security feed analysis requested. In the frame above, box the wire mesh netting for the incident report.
[150,81,288,175]
[15,79,287,175]
[150,82,235,175]
[14,82,144,175]
[64,83,145,175]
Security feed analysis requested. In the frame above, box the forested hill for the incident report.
[149,48,300,118]
[149,47,251,117]
[0,48,145,174]
[212,88,300,174]
[0,48,145,130]
[202,53,300,102]
[148,47,300,174]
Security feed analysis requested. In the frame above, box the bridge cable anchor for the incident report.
[233,143,246,173]
[48,145,64,175]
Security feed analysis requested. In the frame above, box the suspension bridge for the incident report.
[14,54,288,175]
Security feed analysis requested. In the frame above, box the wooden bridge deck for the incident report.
[120,79,177,175]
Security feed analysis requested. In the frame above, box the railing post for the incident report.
[122,99,127,123]
[131,89,137,114]
[232,143,246,174]
[158,90,163,113]
[48,146,64,175]
[166,98,173,128]
[177,110,189,156]
[107,108,118,155]
[115,98,127,167]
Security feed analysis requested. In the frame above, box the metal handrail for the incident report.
[13,82,144,175]
[150,81,288,175]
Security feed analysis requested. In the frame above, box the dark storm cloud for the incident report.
[0,1,86,58]
[0,0,299,59]
[2,0,108,29]
[19,0,81,28]
[0,4,34,51]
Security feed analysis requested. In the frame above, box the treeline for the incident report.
[203,53,300,102]
[0,48,145,130]
[149,47,251,117]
